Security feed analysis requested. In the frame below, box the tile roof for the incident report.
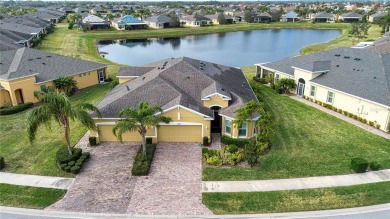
[340,12,363,18]
[82,15,108,23]
[262,47,390,107]
[113,15,145,25]
[95,57,258,119]
[144,15,171,23]
[314,12,335,19]
[180,14,211,22]
[0,48,107,83]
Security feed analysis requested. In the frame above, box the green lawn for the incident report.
[0,183,66,209]
[0,84,111,177]
[203,67,390,181]
[203,181,390,214]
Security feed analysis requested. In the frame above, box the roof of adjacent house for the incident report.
[0,22,42,35]
[75,8,88,13]
[180,14,211,22]
[370,11,387,19]
[314,12,335,19]
[0,40,23,52]
[2,16,51,29]
[261,47,390,107]
[113,15,145,25]
[94,57,258,119]
[364,32,390,54]
[254,12,275,18]
[144,14,171,23]
[82,15,108,24]
[0,48,106,83]
[340,12,363,18]
[205,14,233,20]
[282,11,299,19]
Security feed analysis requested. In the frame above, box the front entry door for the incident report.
[98,70,105,83]
[297,83,305,96]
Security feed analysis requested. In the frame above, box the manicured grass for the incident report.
[0,183,66,209]
[203,181,390,214]
[0,84,111,177]
[203,67,390,181]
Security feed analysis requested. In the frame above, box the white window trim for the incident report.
[224,119,232,135]
[326,91,334,104]
[238,122,247,138]
[310,85,316,97]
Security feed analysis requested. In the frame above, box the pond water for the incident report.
[98,29,341,67]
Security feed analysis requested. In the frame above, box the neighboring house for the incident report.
[0,29,34,50]
[180,14,211,27]
[205,14,233,24]
[253,12,276,23]
[110,7,122,13]
[144,15,171,28]
[255,47,390,132]
[60,8,74,14]
[313,12,335,23]
[339,12,362,22]
[368,11,388,23]
[2,16,52,32]
[280,11,299,22]
[0,21,42,37]
[364,32,390,54]
[112,15,146,30]
[0,48,107,107]
[81,15,110,30]
[74,8,89,14]
[90,57,259,143]
[90,7,106,14]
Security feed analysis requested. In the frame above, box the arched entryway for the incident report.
[14,89,24,104]
[210,106,222,133]
[297,78,305,96]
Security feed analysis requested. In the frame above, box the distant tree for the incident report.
[68,21,74,30]
[349,22,371,42]
[167,12,180,27]
[106,13,114,21]
[217,12,227,25]
[244,10,254,23]
[258,5,269,13]
[134,8,151,20]
[377,11,390,33]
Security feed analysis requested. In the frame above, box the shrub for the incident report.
[82,152,90,159]
[202,148,209,156]
[0,156,4,170]
[80,155,87,161]
[332,106,337,111]
[75,161,83,167]
[226,145,238,153]
[350,158,368,173]
[146,137,153,144]
[357,117,363,122]
[368,121,374,126]
[206,155,222,166]
[348,112,354,117]
[362,118,367,123]
[221,135,250,147]
[68,161,75,166]
[56,147,82,165]
[64,166,71,172]
[225,151,243,165]
[252,77,267,84]
[203,136,209,146]
[132,144,156,176]
[0,102,34,115]
[59,163,67,170]
[337,109,343,113]
[89,137,97,146]
[70,165,81,174]
[369,162,381,171]
[342,110,348,115]
[375,124,381,129]
[244,141,260,167]
[352,115,358,120]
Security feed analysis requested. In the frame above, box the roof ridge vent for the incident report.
[354,58,361,61]
[344,56,350,59]
[125,85,130,91]
[335,54,340,57]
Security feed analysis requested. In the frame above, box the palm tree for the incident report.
[54,76,77,95]
[27,89,101,155]
[113,102,172,155]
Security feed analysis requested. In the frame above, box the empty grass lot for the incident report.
[203,67,390,181]
[0,184,66,209]
[203,181,390,214]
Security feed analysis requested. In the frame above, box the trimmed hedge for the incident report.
[369,162,381,171]
[56,147,90,174]
[56,147,82,165]
[203,136,210,146]
[146,137,153,144]
[0,102,33,115]
[221,135,251,147]
[350,158,368,173]
[70,166,81,174]
[132,144,156,176]
[0,156,4,170]
[89,137,97,146]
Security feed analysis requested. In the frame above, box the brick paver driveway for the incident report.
[47,142,139,213]
[127,142,212,215]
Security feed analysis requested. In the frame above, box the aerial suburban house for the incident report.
[0,48,107,107]
[81,15,110,30]
[313,12,335,23]
[205,14,233,24]
[144,15,171,28]
[338,12,363,22]
[90,57,259,143]
[60,7,74,14]
[112,15,146,30]
[0,21,43,39]
[255,47,390,132]
[280,11,300,22]
[74,8,89,14]
[179,14,211,27]
[0,29,33,50]
[368,11,388,23]
[253,12,276,23]
[90,7,106,14]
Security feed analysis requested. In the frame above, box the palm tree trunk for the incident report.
[63,118,72,156]
[141,134,146,155]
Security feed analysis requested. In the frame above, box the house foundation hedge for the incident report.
[0,156,5,170]
[221,135,250,147]
[0,102,33,115]
[350,157,368,173]
[132,144,156,176]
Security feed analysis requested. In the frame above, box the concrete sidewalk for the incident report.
[0,172,74,190]
[202,169,390,193]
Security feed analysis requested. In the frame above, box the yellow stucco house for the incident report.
[0,48,107,107]
[91,57,259,143]
[255,47,390,132]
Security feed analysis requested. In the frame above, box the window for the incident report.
[40,85,47,91]
[225,120,231,134]
[275,74,280,82]
[310,85,316,97]
[327,91,334,104]
[238,122,247,137]
[83,73,87,76]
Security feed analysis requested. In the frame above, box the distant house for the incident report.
[112,15,146,30]
[368,11,388,23]
[180,14,211,27]
[205,14,233,25]
[339,12,362,22]
[0,29,32,50]
[3,16,52,32]
[144,15,171,28]
[81,15,110,30]
[253,12,276,23]
[313,12,335,23]
[60,8,74,14]
[0,21,43,38]
[110,7,122,13]
[74,8,89,14]
[0,48,107,107]
[255,47,390,132]
[281,11,299,22]
[90,7,106,14]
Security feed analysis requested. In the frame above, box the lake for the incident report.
[98,29,341,67]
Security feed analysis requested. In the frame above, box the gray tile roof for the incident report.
[0,22,42,35]
[181,14,211,22]
[364,33,390,54]
[205,14,233,20]
[95,57,258,119]
[144,15,171,23]
[117,66,155,77]
[0,48,107,83]
[314,12,335,19]
[82,15,108,24]
[262,47,390,107]
[340,12,363,18]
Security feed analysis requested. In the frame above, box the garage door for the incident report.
[158,125,202,142]
[98,125,142,142]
